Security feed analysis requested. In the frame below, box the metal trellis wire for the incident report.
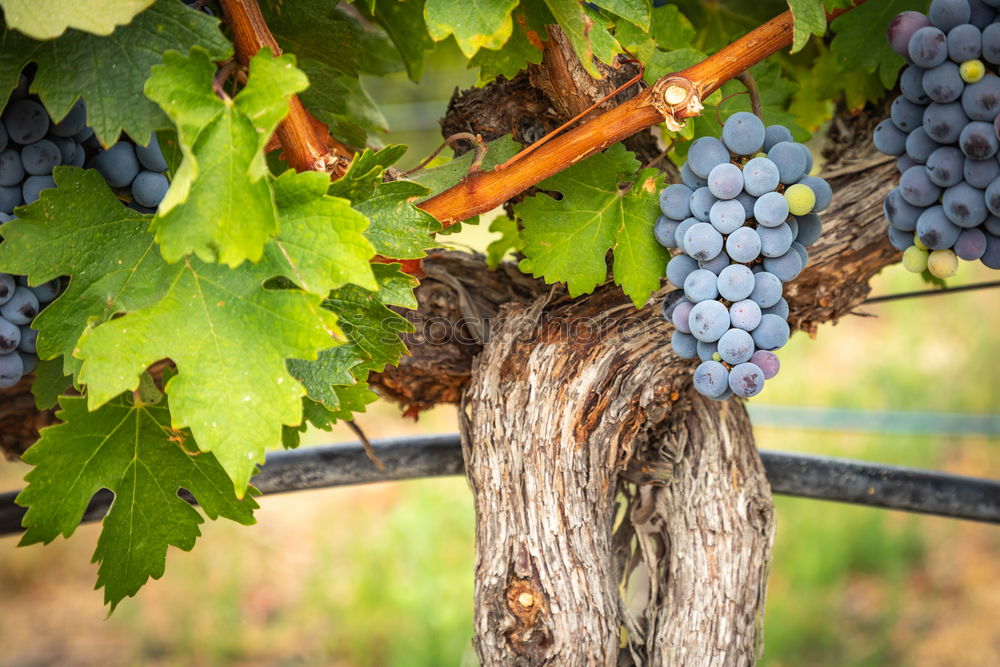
[1,433,998,537]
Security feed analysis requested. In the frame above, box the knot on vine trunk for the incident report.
[504,577,552,655]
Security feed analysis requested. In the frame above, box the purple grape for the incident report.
[908,26,949,68]
[763,297,790,319]
[718,328,755,365]
[0,148,24,186]
[754,191,790,227]
[797,175,833,212]
[961,74,1000,121]
[742,157,780,196]
[697,339,718,362]
[749,272,782,308]
[688,300,731,343]
[763,125,794,152]
[687,136,730,178]
[921,62,963,103]
[0,286,38,325]
[660,184,693,220]
[0,317,18,353]
[929,0,972,32]
[948,23,983,61]
[886,188,923,232]
[49,99,87,138]
[661,289,687,322]
[794,213,822,245]
[689,187,716,222]
[889,225,916,250]
[699,252,731,275]
[964,157,1000,188]
[673,217,700,253]
[0,351,24,389]
[959,120,999,159]
[21,139,61,175]
[925,146,965,187]
[758,223,794,258]
[751,313,790,351]
[0,273,14,305]
[906,126,940,163]
[899,165,943,206]
[693,360,730,398]
[729,299,762,331]
[654,215,680,248]
[917,205,962,248]
[981,231,1000,267]
[955,226,988,259]
[667,252,699,287]
[763,249,804,282]
[707,162,744,200]
[717,264,755,302]
[750,350,780,380]
[888,11,931,57]
[683,268,719,303]
[683,222,724,261]
[2,100,49,144]
[709,199,746,234]
[923,102,968,144]
[726,226,762,263]
[135,132,168,172]
[672,300,694,333]
[942,181,988,226]
[873,119,908,157]
[983,22,1000,63]
[671,330,698,359]
[681,162,708,189]
[721,111,765,156]
[728,362,765,398]
[900,65,931,104]
[768,141,807,184]
[18,326,37,354]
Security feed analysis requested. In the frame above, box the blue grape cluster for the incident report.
[0,78,170,387]
[656,112,831,400]
[876,0,1000,278]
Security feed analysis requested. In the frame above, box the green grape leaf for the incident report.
[830,0,921,88]
[30,357,72,411]
[486,216,523,268]
[327,145,408,203]
[0,0,231,146]
[17,394,257,610]
[469,7,546,82]
[616,3,695,64]
[266,169,378,295]
[514,144,668,306]
[264,0,402,77]
[423,0,519,58]
[787,0,826,54]
[589,0,651,30]
[366,0,434,82]
[0,0,156,40]
[407,135,521,199]
[646,47,705,83]
[544,0,621,78]
[0,168,169,380]
[356,181,442,259]
[298,59,387,148]
[145,48,308,267]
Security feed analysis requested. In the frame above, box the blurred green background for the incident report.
[3,40,1000,667]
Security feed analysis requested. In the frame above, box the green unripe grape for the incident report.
[902,245,928,273]
[927,249,958,278]
[913,234,928,251]
[960,59,985,83]
[712,352,721,361]
[784,183,816,215]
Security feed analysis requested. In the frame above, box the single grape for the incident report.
[729,299,762,331]
[758,223,794,258]
[671,330,699,359]
[22,174,55,205]
[693,360,730,398]
[46,134,78,165]
[726,226,762,263]
[917,205,962,248]
[716,328,753,365]
[750,350,780,380]
[2,99,49,144]
[688,300,731,343]
[49,99,87,137]
[0,122,6,153]
[969,0,998,27]
[673,217,700,254]
[898,155,917,173]
[660,183,693,220]
[709,199,746,234]
[791,241,809,268]
[699,252,731,275]
[29,277,60,303]
[922,102,968,144]
[135,131,169,172]
[959,120,999,159]
[717,264,755,302]
[784,183,816,216]
[17,326,37,354]
[0,148,24,187]
[763,125,794,152]
[983,22,1000,62]
[742,157,780,196]
[672,300,694,333]
[900,65,932,104]
[960,59,986,83]
[929,0,972,31]
[0,185,21,213]
[735,191,757,218]
[942,181,988,226]
[729,362,765,398]
[18,351,36,376]
[0,316,19,353]
[707,162,744,200]
[908,26,949,68]
[661,289,687,322]
[888,11,931,57]
[948,24,983,61]
[794,213,822,246]
[955,226,988,259]
[902,244,929,272]
[927,247,959,276]
[890,226,916,250]
[981,231,1000,267]
[921,62,963,103]
[786,216,799,239]
[132,171,169,208]
[721,111,765,155]
[697,340,719,362]
[986,176,1000,215]
[753,191,790,227]
[963,156,1000,188]
[873,119,908,157]
[749,271,782,308]
[681,162,708,189]
[797,176,832,212]
[960,75,1000,120]
[925,145,965,187]
[751,313,790,351]
[666,251,699,287]
[0,351,24,389]
[92,141,141,188]
[654,215,679,248]
[768,142,807,184]
[683,222,724,261]
[762,297,790,319]
[683,268,720,303]
[687,136,730,178]
[20,139,61,176]
[689,187,716,222]
[899,165,943,207]
[763,249,804,282]
[0,286,38,325]
[0,274,14,305]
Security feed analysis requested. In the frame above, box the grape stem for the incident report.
[737,72,763,118]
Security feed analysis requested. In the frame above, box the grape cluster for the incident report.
[0,77,170,387]
[875,0,1000,277]
[656,112,830,400]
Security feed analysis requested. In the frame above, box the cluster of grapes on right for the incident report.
[875,0,1000,276]
[656,112,831,400]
